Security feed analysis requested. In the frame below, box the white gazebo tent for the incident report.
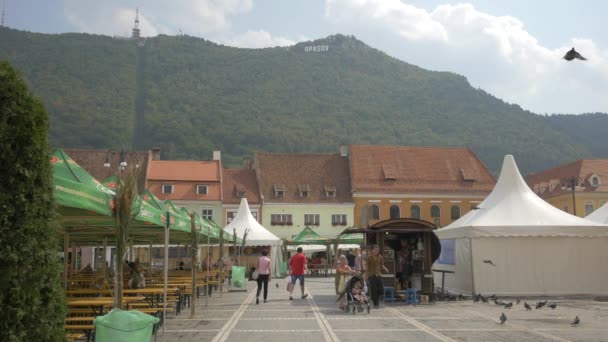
[223,198,283,276]
[435,155,608,296]
[585,202,608,224]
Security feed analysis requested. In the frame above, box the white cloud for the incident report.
[63,0,253,37]
[225,30,302,48]
[325,1,608,114]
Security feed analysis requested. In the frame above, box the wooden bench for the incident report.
[65,333,85,341]
[64,325,95,342]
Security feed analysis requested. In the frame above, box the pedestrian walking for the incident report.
[366,245,389,308]
[256,250,271,304]
[288,247,308,300]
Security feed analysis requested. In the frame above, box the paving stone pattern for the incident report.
[156,278,608,342]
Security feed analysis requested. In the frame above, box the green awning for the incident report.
[291,227,330,245]
[51,149,114,222]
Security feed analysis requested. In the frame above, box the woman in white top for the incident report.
[256,250,271,304]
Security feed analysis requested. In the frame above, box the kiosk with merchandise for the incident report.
[340,218,441,300]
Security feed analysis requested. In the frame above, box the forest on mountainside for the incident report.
[1,26,606,174]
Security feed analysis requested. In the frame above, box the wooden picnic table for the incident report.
[67,296,146,316]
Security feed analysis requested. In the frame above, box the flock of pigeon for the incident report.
[470,293,580,326]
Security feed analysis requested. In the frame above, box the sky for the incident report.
[3,0,608,114]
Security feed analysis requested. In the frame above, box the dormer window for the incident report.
[382,164,397,181]
[589,174,601,187]
[298,184,310,198]
[273,184,285,198]
[197,185,208,195]
[162,184,174,194]
[235,184,247,198]
[324,185,336,198]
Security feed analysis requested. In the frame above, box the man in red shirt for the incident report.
[288,247,309,300]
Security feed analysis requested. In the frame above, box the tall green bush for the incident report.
[0,61,66,341]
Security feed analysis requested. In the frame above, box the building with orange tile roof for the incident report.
[348,145,496,228]
[254,151,354,240]
[525,159,608,217]
[147,150,223,223]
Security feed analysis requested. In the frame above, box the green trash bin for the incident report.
[279,261,288,277]
[231,266,246,290]
[94,308,160,342]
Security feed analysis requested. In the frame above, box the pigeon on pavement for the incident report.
[499,312,507,324]
[563,48,587,61]
[275,283,279,288]
[548,303,557,309]
[504,302,513,309]
[524,302,532,310]
[483,260,496,266]
[571,316,580,326]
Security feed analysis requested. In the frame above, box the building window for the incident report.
[360,205,369,226]
[332,214,347,226]
[370,204,380,220]
[591,176,600,186]
[584,202,594,216]
[410,205,421,219]
[273,184,286,198]
[431,205,441,218]
[304,214,320,226]
[162,184,174,194]
[197,185,208,195]
[271,214,292,225]
[324,185,336,198]
[202,209,213,220]
[298,184,310,198]
[390,205,400,219]
[227,210,237,224]
[450,205,461,221]
[251,210,258,221]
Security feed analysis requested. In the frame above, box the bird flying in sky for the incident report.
[563,48,587,61]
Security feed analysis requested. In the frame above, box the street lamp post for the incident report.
[562,176,583,216]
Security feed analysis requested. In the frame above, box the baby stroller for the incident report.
[337,273,370,314]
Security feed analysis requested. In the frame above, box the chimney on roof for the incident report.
[152,147,161,160]
[213,150,221,161]
[339,145,349,157]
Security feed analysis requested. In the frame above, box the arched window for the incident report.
[360,205,369,226]
[410,205,421,219]
[430,205,441,218]
[370,204,380,220]
[390,205,400,219]
[450,205,461,220]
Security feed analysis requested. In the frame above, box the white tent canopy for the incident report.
[585,202,608,224]
[435,155,608,296]
[223,198,283,276]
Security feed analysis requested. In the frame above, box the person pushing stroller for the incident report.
[336,255,370,313]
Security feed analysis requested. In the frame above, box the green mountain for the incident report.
[1,26,606,174]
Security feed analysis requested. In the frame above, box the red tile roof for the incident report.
[255,152,352,203]
[62,148,150,190]
[525,159,608,198]
[222,168,261,204]
[349,145,495,194]
[148,160,220,181]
